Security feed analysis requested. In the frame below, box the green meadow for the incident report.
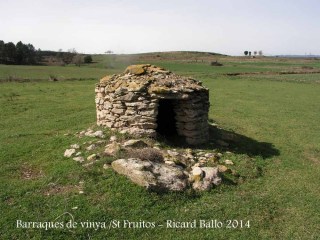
[1,54,320,239]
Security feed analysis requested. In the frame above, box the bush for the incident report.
[210,61,223,66]
[84,55,93,63]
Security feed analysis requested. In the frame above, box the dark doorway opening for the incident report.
[156,99,177,137]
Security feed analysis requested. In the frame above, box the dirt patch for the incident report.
[4,197,15,206]
[43,184,78,196]
[125,148,164,163]
[305,152,320,165]
[20,164,44,180]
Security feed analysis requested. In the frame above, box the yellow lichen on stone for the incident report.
[113,80,123,90]
[190,167,204,182]
[125,64,148,75]
[100,75,111,83]
[127,81,147,92]
[148,66,169,73]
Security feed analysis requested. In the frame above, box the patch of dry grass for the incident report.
[125,147,164,162]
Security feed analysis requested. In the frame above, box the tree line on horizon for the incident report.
[0,40,93,66]
[0,40,38,65]
[244,50,263,56]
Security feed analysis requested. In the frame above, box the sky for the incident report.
[1,0,320,55]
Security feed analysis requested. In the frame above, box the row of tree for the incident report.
[244,50,263,56]
[0,40,38,64]
[0,40,93,66]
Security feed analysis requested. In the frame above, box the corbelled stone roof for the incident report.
[98,64,208,95]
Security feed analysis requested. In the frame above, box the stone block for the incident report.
[111,108,125,115]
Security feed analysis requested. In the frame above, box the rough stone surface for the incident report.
[123,139,148,148]
[218,165,229,173]
[64,149,76,158]
[84,130,95,137]
[87,154,98,161]
[104,142,121,156]
[191,167,221,191]
[191,167,204,182]
[70,144,80,149]
[63,130,234,192]
[95,64,209,145]
[111,158,188,191]
[93,130,105,138]
[167,150,179,157]
[73,156,85,163]
[225,159,234,165]
[165,160,176,166]
[110,136,117,142]
[86,144,96,151]
[125,64,147,75]
[75,152,82,156]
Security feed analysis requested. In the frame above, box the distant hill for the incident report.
[274,55,320,58]
[35,50,227,65]
[129,51,226,56]
[105,51,227,63]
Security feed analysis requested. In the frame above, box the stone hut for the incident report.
[95,64,209,145]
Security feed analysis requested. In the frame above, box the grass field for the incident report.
[1,54,320,239]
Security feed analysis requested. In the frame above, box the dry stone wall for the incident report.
[95,64,210,145]
[96,88,158,137]
[173,93,209,145]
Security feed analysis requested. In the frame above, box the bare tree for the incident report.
[73,54,83,67]
[258,50,263,56]
[61,48,77,65]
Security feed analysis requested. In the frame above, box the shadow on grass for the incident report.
[206,125,280,159]
[159,124,280,159]
[153,124,279,195]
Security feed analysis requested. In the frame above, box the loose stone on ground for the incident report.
[64,149,76,158]
[63,127,244,192]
